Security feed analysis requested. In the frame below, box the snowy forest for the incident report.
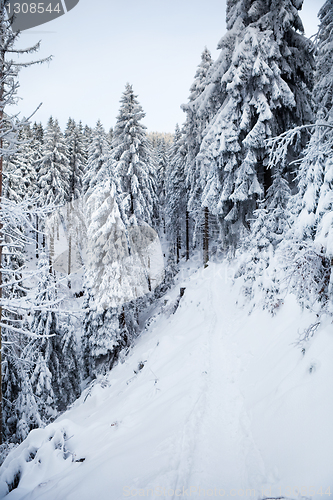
[0,0,333,497]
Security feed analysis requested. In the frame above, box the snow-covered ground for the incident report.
[1,262,333,499]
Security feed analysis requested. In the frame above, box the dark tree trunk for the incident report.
[186,210,189,261]
[203,207,209,268]
[35,215,39,259]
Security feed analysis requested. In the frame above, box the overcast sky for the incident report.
[13,0,325,133]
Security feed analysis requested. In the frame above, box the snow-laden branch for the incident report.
[0,322,56,338]
[266,121,333,171]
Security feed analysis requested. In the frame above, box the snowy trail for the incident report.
[184,265,266,493]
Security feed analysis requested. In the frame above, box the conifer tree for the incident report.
[314,0,333,116]
[111,84,158,227]
[192,0,314,244]
[82,180,131,377]
[64,118,87,284]
[29,253,61,421]
[165,125,187,263]
[83,120,110,196]
[12,123,36,201]
[182,48,213,251]
[38,117,70,206]
[37,117,70,268]
[65,118,86,202]
[57,317,80,410]
[31,122,44,257]
[155,138,169,233]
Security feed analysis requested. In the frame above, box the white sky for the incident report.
[13,0,325,133]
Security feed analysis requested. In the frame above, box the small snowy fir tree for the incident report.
[83,179,135,377]
[8,123,37,201]
[155,138,169,234]
[83,120,110,196]
[111,83,158,227]
[82,294,125,378]
[65,117,86,202]
[56,316,81,410]
[38,117,70,206]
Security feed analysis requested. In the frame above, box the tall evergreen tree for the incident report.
[165,125,187,263]
[314,0,333,116]
[29,253,60,421]
[111,84,158,227]
[65,118,86,202]
[182,48,213,249]
[38,117,70,206]
[37,117,70,268]
[155,138,169,233]
[191,0,314,245]
[83,120,110,196]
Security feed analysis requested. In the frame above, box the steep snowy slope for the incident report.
[1,263,333,499]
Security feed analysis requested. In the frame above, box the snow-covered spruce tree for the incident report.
[111,83,158,227]
[28,253,62,421]
[83,120,110,196]
[64,118,87,285]
[165,125,187,264]
[281,121,333,308]
[31,122,44,258]
[182,48,213,249]
[193,0,314,248]
[4,358,42,443]
[155,138,170,234]
[37,117,70,269]
[4,123,36,201]
[236,167,291,312]
[65,118,86,202]
[56,315,80,411]
[38,117,70,207]
[314,0,333,117]
[82,179,131,378]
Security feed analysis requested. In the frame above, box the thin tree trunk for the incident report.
[176,230,180,264]
[203,207,209,269]
[0,125,2,445]
[49,229,54,274]
[68,234,72,289]
[67,203,72,289]
[147,256,151,292]
[0,48,4,444]
[186,210,189,261]
[35,214,39,259]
